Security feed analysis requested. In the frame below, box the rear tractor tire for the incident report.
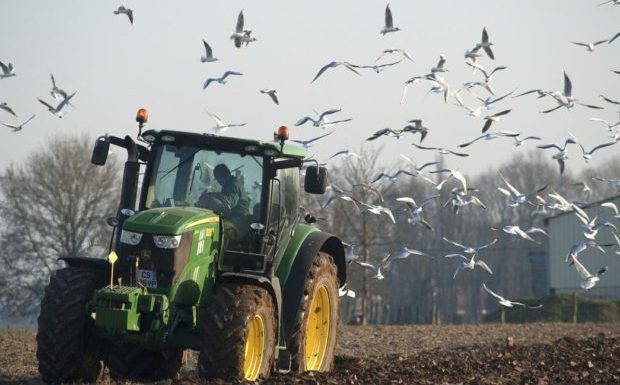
[36,267,106,384]
[198,283,277,381]
[106,343,183,381]
[288,251,340,373]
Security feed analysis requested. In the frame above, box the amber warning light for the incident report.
[136,108,148,125]
[276,125,289,140]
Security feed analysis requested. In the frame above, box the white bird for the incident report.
[572,40,608,52]
[578,142,616,162]
[0,61,16,79]
[443,237,497,256]
[541,72,603,113]
[512,135,542,147]
[49,74,69,100]
[291,131,335,149]
[328,149,361,161]
[458,131,520,148]
[589,118,620,132]
[482,283,542,308]
[497,172,548,207]
[207,112,246,133]
[366,128,403,141]
[359,202,395,223]
[113,6,133,25]
[380,4,400,35]
[479,27,495,59]
[296,109,347,128]
[537,138,577,175]
[500,225,540,244]
[260,89,279,105]
[338,284,356,298]
[412,143,469,157]
[443,188,487,214]
[354,261,384,280]
[354,60,403,74]
[2,114,35,132]
[370,169,417,184]
[398,155,438,178]
[572,203,618,240]
[311,61,361,83]
[464,64,507,96]
[482,109,511,133]
[397,195,440,231]
[230,10,256,48]
[445,253,493,279]
[569,255,607,290]
[37,91,77,118]
[343,242,360,263]
[0,102,17,117]
[321,184,359,210]
[200,40,218,62]
[375,48,413,63]
[381,247,431,269]
[601,202,620,219]
[401,75,424,104]
[565,240,612,264]
[430,55,448,73]
[202,71,243,89]
[430,168,468,192]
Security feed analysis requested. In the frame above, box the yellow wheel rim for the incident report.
[305,285,331,371]
[243,314,265,381]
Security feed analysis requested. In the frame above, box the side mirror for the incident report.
[91,138,110,166]
[304,166,327,194]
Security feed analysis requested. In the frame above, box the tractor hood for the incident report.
[122,207,219,235]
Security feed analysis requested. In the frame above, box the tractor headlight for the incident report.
[153,235,182,249]
[120,230,143,245]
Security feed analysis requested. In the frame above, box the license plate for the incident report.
[137,269,157,288]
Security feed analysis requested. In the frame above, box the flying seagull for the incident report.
[375,48,413,63]
[200,40,218,62]
[328,149,361,161]
[207,112,246,133]
[37,91,77,118]
[0,61,16,79]
[482,109,511,133]
[113,6,133,25]
[230,10,256,48]
[578,141,616,162]
[412,143,469,157]
[366,128,403,141]
[572,40,608,52]
[569,254,607,290]
[401,119,429,143]
[311,61,361,83]
[479,27,495,59]
[2,114,35,132]
[396,195,440,231]
[482,283,542,308]
[497,171,548,207]
[541,72,603,113]
[354,261,384,280]
[202,71,243,89]
[0,102,17,117]
[537,138,577,175]
[260,89,279,105]
[381,247,431,270]
[49,74,69,100]
[445,253,493,279]
[296,109,344,127]
[353,60,403,74]
[380,4,400,35]
[291,131,335,149]
[458,131,519,148]
[512,135,542,147]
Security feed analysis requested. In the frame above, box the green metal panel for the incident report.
[123,206,219,235]
[275,224,317,284]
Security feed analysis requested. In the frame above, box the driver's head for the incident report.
[213,164,232,186]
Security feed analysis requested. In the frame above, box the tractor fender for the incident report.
[59,256,111,272]
[281,231,346,342]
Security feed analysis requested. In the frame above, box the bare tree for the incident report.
[0,134,120,316]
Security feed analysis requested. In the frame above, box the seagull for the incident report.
[37,91,77,118]
[412,143,469,157]
[200,40,218,62]
[2,114,35,132]
[569,254,607,290]
[430,55,448,73]
[443,237,497,256]
[321,184,359,210]
[401,119,430,143]
[366,128,403,141]
[380,4,400,35]
[443,188,487,214]
[479,27,495,59]
[572,40,608,52]
[589,118,620,131]
[482,110,511,133]
[202,71,243,89]
[464,46,483,73]
[458,131,520,148]
[207,112,246,133]
[497,171,548,207]
[381,247,431,269]
[499,225,541,244]
[354,60,403,74]
[0,102,17,117]
[49,74,69,100]
[592,176,620,192]
[472,89,516,111]
[354,261,384,280]
[426,73,453,103]
[396,195,440,230]
[430,168,468,191]
[546,188,575,212]
[578,141,616,162]
[541,72,603,113]
[230,10,256,48]
[296,109,345,128]
[311,60,361,83]
[537,138,577,175]
[351,183,385,202]
[445,253,493,279]
[328,149,361,161]
[401,75,424,104]
[375,48,413,63]
[565,240,614,264]
[0,61,16,79]
[343,242,360,263]
[113,6,133,25]
[338,284,356,298]
[291,131,335,149]
[482,283,542,308]
[398,155,438,180]
[260,89,279,105]
[370,169,416,184]
[359,202,395,223]
[572,181,592,196]
[601,202,620,219]
[464,64,507,96]
[572,203,618,240]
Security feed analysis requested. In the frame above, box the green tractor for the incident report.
[36,110,346,383]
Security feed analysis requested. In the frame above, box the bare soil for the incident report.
[1,323,619,385]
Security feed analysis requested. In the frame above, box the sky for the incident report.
[0,0,618,177]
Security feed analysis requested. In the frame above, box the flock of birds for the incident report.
[2,3,620,311]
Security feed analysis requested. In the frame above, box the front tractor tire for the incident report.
[289,251,340,373]
[198,283,276,381]
[37,267,106,384]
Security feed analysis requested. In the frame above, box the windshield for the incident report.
[144,144,264,218]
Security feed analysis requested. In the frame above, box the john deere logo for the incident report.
[141,249,152,261]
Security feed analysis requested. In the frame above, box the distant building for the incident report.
[545,194,620,299]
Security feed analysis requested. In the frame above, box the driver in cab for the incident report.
[197,164,250,219]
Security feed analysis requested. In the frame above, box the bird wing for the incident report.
[2,123,18,130]
[563,71,572,97]
[499,172,521,196]
[589,141,617,154]
[396,197,417,206]
[482,283,506,302]
[306,130,335,144]
[203,78,215,89]
[203,40,213,57]
[0,61,8,73]
[458,135,485,148]
[295,116,314,126]
[0,104,17,117]
[497,187,511,196]
[600,94,620,105]
[445,253,468,261]
[50,73,57,88]
[127,9,134,25]
[384,4,394,28]
[540,104,563,114]
[537,143,562,151]
[601,202,619,215]
[319,108,342,120]
[442,237,468,250]
[37,98,54,109]
[476,260,493,274]
[610,32,620,44]
[576,102,604,110]
[56,91,77,111]
[207,112,225,127]
[22,114,36,126]
[268,91,279,105]
[223,71,243,78]
[593,40,608,46]
[572,42,589,47]
[570,255,591,279]
[311,61,338,83]
[481,119,493,133]
[235,10,244,33]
